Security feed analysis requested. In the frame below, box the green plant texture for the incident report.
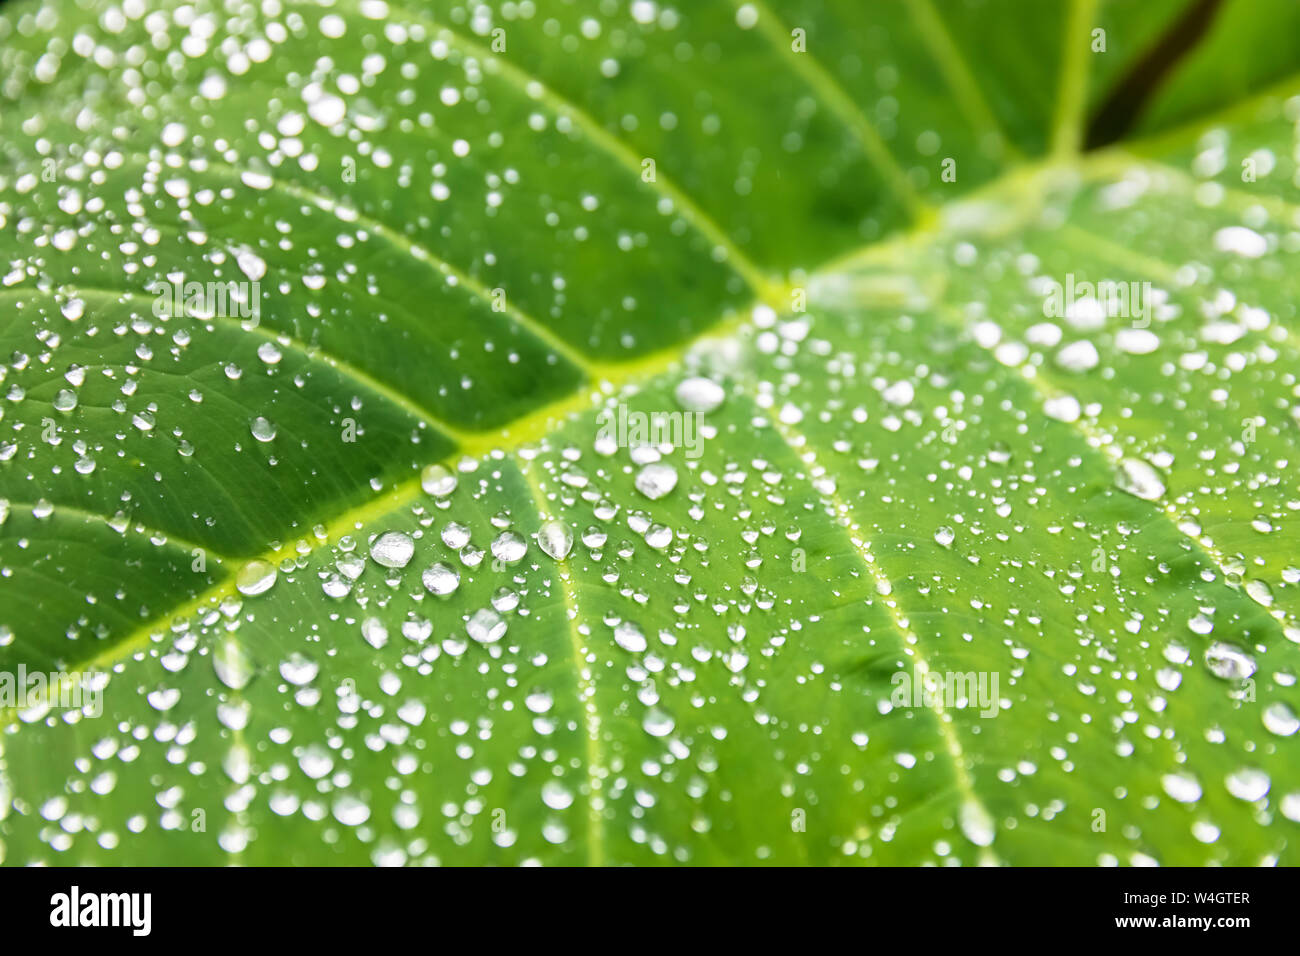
[1,0,1298,866]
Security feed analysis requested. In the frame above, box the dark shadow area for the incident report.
[1085,0,1226,149]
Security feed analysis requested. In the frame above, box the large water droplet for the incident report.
[1262,701,1299,736]
[1161,772,1202,804]
[370,531,414,568]
[491,530,528,564]
[421,463,457,497]
[958,799,995,847]
[1115,458,1166,501]
[674,376,725,413]
[250,416,277,442]
[541,779,575,810]
[1203,641,1256,681]
[422,562,460,596]
[636,463,679,500]
[442,522,470,549]
[614,621,647,653]
[643,706,675,737]
[1224,767,1270,802]
[332,794,371,826]
[536,520,573,560]
[279,652,319,686]
[213,638,255,690]
[236,559,277,596]
[467,608,507,644]
[361,617,389,649]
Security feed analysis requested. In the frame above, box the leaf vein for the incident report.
[747,391,1003,862]
[0,284,476,444]
[728,0,928,218]
[302,0,782,306]
[517,460,606,866]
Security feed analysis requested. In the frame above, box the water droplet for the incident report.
[332,794,371,826]
[1214,225,1267,258]
[1224,767,1270,802]
[644,524,673,548]
[1055,340,1099,372]
[1262,701,1299,736]
[525,689,554,714]
[1244,579,1274,608]
[467,608,507,644]
[541,779,575,810]
[361,617,389,649]
[1203,642,1256,681]
[250,416,277,442]
[279,652,319,686]
[397,700,426,725]
[674,376,725,413]
[1115,458,1166,501]
[1161,772,1202,804]
[1281,792,1300,823]
[959,799,995,847]
[643,706,675,737]
[536,520,573,560]
[635,462,678,500]
[370,531,414,568]
[491,530,528,564]
[614,621,647,653]
[1043,395,1080,423]
[147,687,180,712]
[441,522,470,549]
[422,562,460,596]
[212,638,254,690]
[882,380,915,406]
[421,463,457,497]
[236,559,277,596]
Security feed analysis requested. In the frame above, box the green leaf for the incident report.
[1,0,1298,865]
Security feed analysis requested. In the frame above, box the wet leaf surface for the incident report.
[1,0,1298,864]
